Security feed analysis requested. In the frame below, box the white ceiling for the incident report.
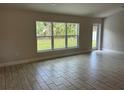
[0,3,124,18]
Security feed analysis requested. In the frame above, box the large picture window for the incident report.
[36,21,79,52]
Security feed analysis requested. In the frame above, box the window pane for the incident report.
[53,22,66,49]
[67,23,79,35]
[36,21,51,36]
[54,36,65,49]
[68,36,77,47]
[37,36,51,51]
[36,21,52,51]
[53,22,65,36]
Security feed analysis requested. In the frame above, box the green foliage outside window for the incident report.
[36,21,79,51]
[36,21,78,36]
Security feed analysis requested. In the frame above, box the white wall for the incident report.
[103,10,124,52]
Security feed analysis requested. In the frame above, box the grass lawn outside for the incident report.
[37,37,97,51]
[92,40,96,48]
[37,37,77,51]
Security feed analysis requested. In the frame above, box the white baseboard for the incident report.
[0,50,91,67]
[103,48,124,55]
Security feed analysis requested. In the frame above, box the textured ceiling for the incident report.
[0,3,124,17]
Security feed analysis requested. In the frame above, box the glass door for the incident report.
[92,24,99,49]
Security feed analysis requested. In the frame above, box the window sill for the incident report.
[37,47,79,53]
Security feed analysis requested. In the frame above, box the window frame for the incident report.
[36,21,80,53]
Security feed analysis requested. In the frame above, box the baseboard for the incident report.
[0,49,91,67]
[103,48,124,55]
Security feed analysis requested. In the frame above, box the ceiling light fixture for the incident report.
[51,3,57,6]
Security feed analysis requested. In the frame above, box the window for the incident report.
[67,23,79,47]
[36,21,52,51]
[53,22,66,49]
[36,21,79,52]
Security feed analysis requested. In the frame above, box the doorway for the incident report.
[92,24,100,50]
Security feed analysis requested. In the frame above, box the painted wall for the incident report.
[0,7,102,65]
[103,10,124,52]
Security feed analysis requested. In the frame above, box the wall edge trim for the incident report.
[0,50,92,67]
[103,48,124,55]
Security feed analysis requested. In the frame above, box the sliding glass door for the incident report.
[92,24,100,50]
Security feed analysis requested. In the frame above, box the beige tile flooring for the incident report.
[0,50,124,90]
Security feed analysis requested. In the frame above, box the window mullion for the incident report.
[77,24,79,48]
[65,23,68,48]
[51,22,54,50]
[77,24,79,47]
